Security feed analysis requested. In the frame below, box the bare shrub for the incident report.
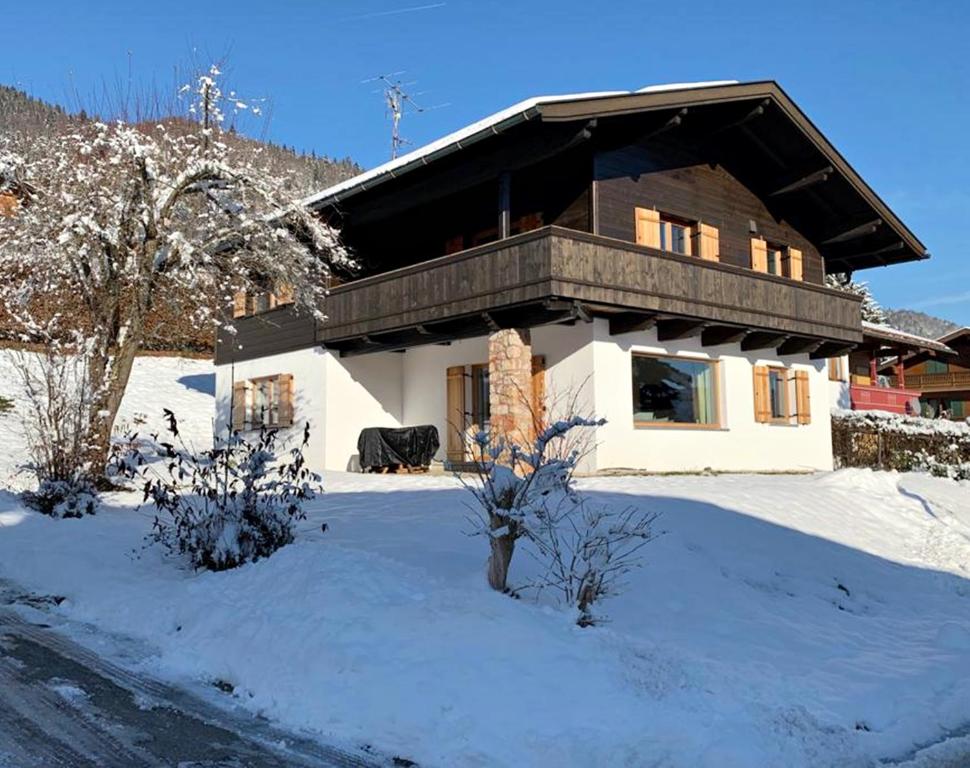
[114,411,321,571]
[10,342,101,517]
[462,416,657,625]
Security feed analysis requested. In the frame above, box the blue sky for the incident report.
[4,0,968,324]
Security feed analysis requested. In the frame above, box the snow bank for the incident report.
[0,467,969,767]
[1,354,969,766]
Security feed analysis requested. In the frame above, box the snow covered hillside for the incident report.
[1,352,969,767]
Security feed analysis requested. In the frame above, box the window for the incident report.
[471,364,490,427]
[753,365,811,425]
[659,215,692,255]
[766,243,784,276]
[750,238,803,281]
[231,374,294,430]
[926,359,949,374]
[632,354,719,427]
[767,367,788,420]
[828,357,845,382]
[232,283,295,319]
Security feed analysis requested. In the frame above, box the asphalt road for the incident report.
[0,588,391,768]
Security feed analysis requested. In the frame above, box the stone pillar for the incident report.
[488,328,533,447]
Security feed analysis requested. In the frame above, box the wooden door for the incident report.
[446,365,466,463]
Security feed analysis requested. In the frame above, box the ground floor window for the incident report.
[632,354,719,427]
[232,373,294,430]
[753,365,810,425]
[471,364,490,427]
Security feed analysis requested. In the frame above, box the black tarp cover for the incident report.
[357,425,440,470]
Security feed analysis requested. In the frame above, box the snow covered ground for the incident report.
[1,351,969,767]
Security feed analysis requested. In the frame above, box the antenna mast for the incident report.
[364,73,448,160]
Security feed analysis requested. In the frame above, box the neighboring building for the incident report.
[829,322,954,414]
[215,81,930,474]
[882,328,970,419]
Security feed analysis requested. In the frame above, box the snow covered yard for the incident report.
[1,352,969,767]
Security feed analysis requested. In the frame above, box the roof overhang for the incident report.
[304,81,928,272]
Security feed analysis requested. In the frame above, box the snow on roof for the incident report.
[636,80,739,93]
[302,81,739,208]
[862,321,955,353]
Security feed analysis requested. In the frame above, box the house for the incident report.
[214,81,930,474]
[829,323,954,414]
[882,327,970,419]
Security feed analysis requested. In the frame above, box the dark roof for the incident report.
[305,81,928,273]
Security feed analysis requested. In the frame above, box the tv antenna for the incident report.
[362,73,449,159]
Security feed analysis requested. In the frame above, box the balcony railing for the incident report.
[888,372,970,392]
[317,226,863,345]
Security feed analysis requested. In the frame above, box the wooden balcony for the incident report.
[850,383,921,415]
[888,372,970,393]
[316,226,863,356]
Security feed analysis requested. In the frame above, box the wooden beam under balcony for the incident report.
[609,312,657,336]
[770,166,833,196]
[810,342,856,360]
[741,332,789,351]
[656,318,707,342]
[777,336,823,356]
[701,325,749,347]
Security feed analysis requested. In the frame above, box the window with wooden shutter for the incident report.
[275,283,295,305]
[531,354,546,436]
[232,291,248,319]
[693,223,720,262]
[753,365,770,423]
[784,247,804,281]
[750,237,768,273]
[794,370,811,424]
[828,357,845,382]
[635,207,661,249]
[446,366,467,463]
[278,373,294,426]
[231,381,248,431]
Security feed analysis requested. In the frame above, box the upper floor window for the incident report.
[635,207,719,262]
[232,283,295,319]
[750,237,803,281]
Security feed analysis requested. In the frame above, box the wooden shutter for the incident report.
[446,366,467,463]
[275,282,295,305]
[694,223,720,262]
[531,355,546,437]
[232,291,248,319]
[277,374,294,426]
[635,207,661,249]
[795,370,811,425]
[232,381,248,431]
[750,237,768,273]
[783,247,803,281]
[753,365,770,423]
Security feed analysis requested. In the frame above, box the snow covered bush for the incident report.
[462,417,656,624]
[22,475,100,518]
[10,344,102,517]
[114,411,321,571]
[825,273,888,324]
[0,65,350,468]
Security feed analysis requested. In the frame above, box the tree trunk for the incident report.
[486,513,517,592]
[84,321,143,473]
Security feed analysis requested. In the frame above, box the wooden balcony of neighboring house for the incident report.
[887,371,970,394]
[849,381,922,415]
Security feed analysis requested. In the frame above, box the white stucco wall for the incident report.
[214,347,403,473]
[590,319,834,473]
[215,320,836,474]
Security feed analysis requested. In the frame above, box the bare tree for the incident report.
[0,66,352,469]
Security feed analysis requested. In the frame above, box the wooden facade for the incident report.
[217,83,929,367]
